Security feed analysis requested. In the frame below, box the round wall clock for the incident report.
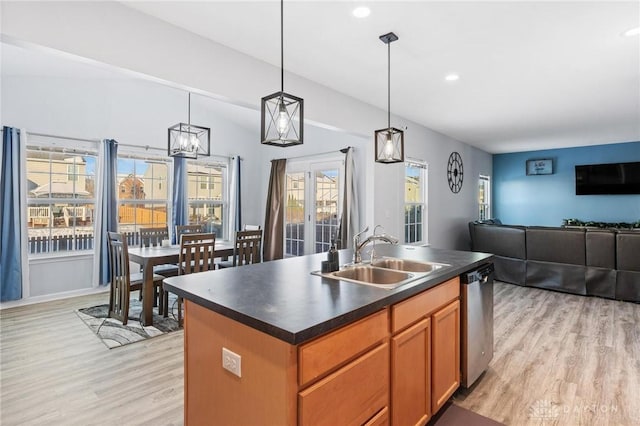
[447,151,464,193]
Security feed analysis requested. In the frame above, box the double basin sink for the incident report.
[313,257,450,290]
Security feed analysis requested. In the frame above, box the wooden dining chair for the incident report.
[175,224,205,243]
[139,226,179,314]
[139,226,169,248]
[175,232,216,326]
[107,231,164,325]
[217,229,263,269]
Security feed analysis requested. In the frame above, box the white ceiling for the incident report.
[3,2,639,154]
[119,1,640,154]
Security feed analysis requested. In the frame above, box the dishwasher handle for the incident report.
[461,263,494,285]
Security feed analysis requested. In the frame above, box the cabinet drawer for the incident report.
[299,309,389,386]
[299,342,389,426]
[391,277,459,333]
[365,406,389,426]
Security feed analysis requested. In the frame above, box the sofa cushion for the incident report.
[616,271,640,302]
[493,256,526,286]
[586,267,616,299]
[616,232,640,272]
[586,230,616,269]
[526,260,587,295]
[526,227,586,265]
[473,224,526,259]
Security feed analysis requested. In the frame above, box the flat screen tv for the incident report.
[575,162,640,195]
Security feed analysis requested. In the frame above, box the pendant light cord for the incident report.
[387,41,391,129]
[188,92,191,127]
[281,0,284,93]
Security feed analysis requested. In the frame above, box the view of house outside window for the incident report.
[26,147,97,255]
[479,175,491,220]
[187,161,227,240]
[405,161,427,244]
[284,162,341,257]
[116,157,169,244]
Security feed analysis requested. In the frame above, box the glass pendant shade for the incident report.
[168,123,210,159]
[375,126,404,163]
[261,91,303,147]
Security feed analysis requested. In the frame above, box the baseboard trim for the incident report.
[0,286,110,310]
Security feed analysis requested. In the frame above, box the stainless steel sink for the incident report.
[371,258,449,273]
[312,257,451,290]
[332,266,411,284]
[316,265,415,289]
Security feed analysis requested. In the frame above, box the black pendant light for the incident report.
[168,92,211,158]
[261,0,304,147]
[375,32,404,164]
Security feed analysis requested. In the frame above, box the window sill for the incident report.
[29,251,94,263]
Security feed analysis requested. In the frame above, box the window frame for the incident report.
[25,141,98,257]
[186,159,229,241]
[284,157,343,257]
[478,174,491,221]
[115,153,171,244]
[404,160,428,245]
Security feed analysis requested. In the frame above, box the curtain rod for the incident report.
[22,131,164,153]
[116,142,165,152]
[277,146,353,162]
[26,131,101,144]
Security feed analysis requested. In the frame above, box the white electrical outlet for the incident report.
[222,347,242,378]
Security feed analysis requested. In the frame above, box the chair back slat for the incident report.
[179,233,216,274]
[107,232,131,324]
[175,224,205,243]
[140,226,169,248]
[234,229,263,267]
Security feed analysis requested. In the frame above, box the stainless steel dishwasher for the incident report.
[460,263,494,388]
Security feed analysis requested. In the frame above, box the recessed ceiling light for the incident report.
[445,74,460,82]
[352,6,370,18]
[623,26,640,37]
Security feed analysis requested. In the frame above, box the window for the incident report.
[187,161,228,240]
[67,164,79,181]
[285,160,342,257]
[117,156,169,243]
[404,161,428,244]
[26,146,97,255]
[479,175,491,220]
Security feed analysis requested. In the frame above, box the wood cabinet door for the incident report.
[391,317,431,426]
[431,299,460,413]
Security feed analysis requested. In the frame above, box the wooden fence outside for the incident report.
[119,205,167,226]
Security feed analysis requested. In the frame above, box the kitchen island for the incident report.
[164,244,493,425]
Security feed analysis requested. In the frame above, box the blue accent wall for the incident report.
[493,141,640,226]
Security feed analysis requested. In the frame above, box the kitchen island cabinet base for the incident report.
[184,301,297,425]
[183,276,462,425]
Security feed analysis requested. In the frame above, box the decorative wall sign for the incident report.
[526,159,553,175]
[447,151,464,193]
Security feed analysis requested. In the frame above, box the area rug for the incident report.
[428,402,504,426]
[76,296,181,349]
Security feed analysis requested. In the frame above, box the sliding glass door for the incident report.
[285,160,342,257]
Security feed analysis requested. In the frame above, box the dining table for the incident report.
[128,241,235,326]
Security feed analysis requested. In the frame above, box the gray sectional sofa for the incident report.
[469,221,640,303]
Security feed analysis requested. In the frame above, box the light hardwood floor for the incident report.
[455,282,640,425]
[1,282,638,425]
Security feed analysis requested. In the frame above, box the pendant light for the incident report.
[375,32,404,164]
[168,92,211,159]
[261,0,304,147]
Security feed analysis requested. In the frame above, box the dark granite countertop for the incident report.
[163,245,493,345]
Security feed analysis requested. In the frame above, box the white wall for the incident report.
[1,1,492,301]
